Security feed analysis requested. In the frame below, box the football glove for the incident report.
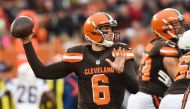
[158,70,172,87]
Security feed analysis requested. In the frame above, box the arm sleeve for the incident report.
[120,59,139,94]
[23,42,73,79]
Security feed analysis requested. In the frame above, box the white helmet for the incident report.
[17,62,35,79]
[178,30,190,50]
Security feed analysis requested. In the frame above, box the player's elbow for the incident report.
[30,65,50,79]
[32,69,47,79]
[32,71,42,79]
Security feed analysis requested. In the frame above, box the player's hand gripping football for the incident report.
[105,47,126,73]
[10,16,34,43]
[21,32,34,44]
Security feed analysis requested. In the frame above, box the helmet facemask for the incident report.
[96,20,120,47]
[163,16,189,41]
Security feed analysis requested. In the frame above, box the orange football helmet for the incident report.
[84,12,119,47]
[151,8,188,42]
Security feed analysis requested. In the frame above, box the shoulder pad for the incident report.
[160,41,179,57]
[63,45,83,63]
[7,79,14,84]
[144,39,165,56]
[6,80,14,88]
[66,45,83,53]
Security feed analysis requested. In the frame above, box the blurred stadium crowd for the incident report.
[0,0,190,109]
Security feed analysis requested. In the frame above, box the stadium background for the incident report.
[0,0,190,109]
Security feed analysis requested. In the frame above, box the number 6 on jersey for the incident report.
[91,74,110,105]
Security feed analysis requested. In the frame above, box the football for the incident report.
[11,16,34,39]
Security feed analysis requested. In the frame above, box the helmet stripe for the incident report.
[103,13,113,20]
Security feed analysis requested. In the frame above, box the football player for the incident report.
[0,63,56,109]
[20,12,139,109]
[159,30,190,109]
[127,8,189,109]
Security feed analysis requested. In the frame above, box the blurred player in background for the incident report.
[63,73,78,109]
[159,30,190,109]
[127,8,189,109]
[20,12,138,109]
[0,63,56,109]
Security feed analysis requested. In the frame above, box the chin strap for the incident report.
[102,39,113,47]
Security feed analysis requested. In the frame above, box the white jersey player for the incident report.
[0,63,55,109]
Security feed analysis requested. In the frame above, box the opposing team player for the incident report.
[0,63,56,109]
[18,12,138,109]
[127,8,189,109]
[159,30,190,109]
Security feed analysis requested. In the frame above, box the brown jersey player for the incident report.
[12,12,139,109]
[160,30,190,109]
[128,8,189,109]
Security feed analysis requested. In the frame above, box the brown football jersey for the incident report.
[23,42,138,109]
[139,38,179,97]
[166,51,190,95]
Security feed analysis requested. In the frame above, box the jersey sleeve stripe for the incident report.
[160,47,178,56]
[63,55,83,59]
[126,53,134,60]
[112,50,134,60]
[160,52,178,56]
[160,50,178,54]
[63,53,83,62]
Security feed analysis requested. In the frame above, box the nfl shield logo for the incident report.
[96,60,100,65]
